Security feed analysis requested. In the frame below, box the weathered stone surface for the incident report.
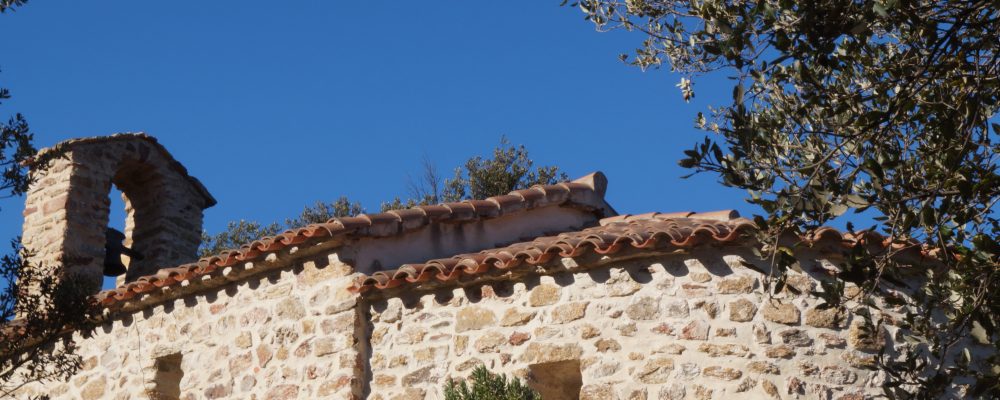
[690,272,712,283]
[551,302,588,323]
[762,301,800,325]
[618,322,638,337]
[204,383,232,399]
[848,321,885,352]
[765,344,796,359]
[778,328,813,347]
[681,283,709,297]
[841,350,877,369]
[736,377,757,392]
[818,333,847,348]
[761,380,780,399]
[580,384,616,400]
[529,284,561,306]
[805,305,847,328]
[799,362,820,376]
[380,299,402,323]
[698,301,719,319]
[753,323,771,344]
[455,358,484,371]
[822,366,858,384]
[314,337,347,356]
[508,331,530,346]
[693,385,713,400]
[373,374,396,387]
[663,300,690,318]
[717,275,755,294]
[474,331,506,353]
[634,320,663,334]
[399,326,427,345]
[265,385,299,400]
[679,320,709,340]
[595,338,622,353]
[626,296,661,320]
[590,360,621,378]
[714,327,736,337]
[786,376,805,395]
[275,298,305,320]
[655,343,686,355]
[455,306,496,332]
[579,324,600,339]
[698,343,749,357]
[500,308,536,326]
[783,274,814,294]
[235,331,252,348]
[79,376,106,400]
[607,270,642,296]
[520,342,583,364]
[703,366,743,380]
[748,361,781,374]
[401,366,438,385]
[729,298,757,322]
[391,388,426,400]
[635,357,674,384]
[658,383,685,400]
[626,388,646,400]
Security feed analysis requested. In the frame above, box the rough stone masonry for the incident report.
[9,134,994,399]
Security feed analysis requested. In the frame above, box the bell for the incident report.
[104,228,143,276]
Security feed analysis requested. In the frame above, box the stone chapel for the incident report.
[10,134,994,399]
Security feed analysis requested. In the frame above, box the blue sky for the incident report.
[0,1,748,262]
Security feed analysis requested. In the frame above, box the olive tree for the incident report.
[569,0,998,397]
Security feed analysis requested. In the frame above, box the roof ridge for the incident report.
[94,172,616,308]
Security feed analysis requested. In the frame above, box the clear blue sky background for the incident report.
[0,1,750,278]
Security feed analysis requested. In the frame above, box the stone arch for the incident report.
[22,134,215,293]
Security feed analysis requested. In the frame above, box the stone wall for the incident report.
[12,247,993,399]
[363,249,980,400]
[14,255,363,400]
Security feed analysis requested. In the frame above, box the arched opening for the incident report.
[103,183,129,290]
[100,160,165,288]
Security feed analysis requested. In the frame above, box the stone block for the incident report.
[455,306,496,332]
[761,301,800,325]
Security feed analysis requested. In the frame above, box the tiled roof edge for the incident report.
[349,213,944,295]
[93,171,616,308]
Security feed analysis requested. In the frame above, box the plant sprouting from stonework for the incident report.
[443,365,540,400]
[568,0,999,396]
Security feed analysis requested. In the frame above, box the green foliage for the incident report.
[203,137,565,254]
[199,197,365,256]
[441,136,567,202]
[0,241,97,399]
[571,0,999,397]
[285,197,364,228]
[199,220,282,257]
[0,0,27,13]
[443,366,540,400]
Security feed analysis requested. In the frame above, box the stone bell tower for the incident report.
[21,133,215,293]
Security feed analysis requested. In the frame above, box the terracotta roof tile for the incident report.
[349,213,758,294]
[348,211,943,295]
[93,172,616,309]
